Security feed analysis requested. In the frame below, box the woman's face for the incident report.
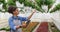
[13,9,19,15]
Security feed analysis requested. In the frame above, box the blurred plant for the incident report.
[50,4,60,13]
[18,0,55,13]
[0,0,7,12]
[1,0,60,13]
[7,0,16,6]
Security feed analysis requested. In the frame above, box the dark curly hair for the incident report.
[8,6,17,14]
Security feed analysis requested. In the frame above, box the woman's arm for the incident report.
[19,9,36,21]
[9,18,17,30]
[28,9,36,20]
[9,18,22,30]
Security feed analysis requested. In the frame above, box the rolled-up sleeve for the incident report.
[19,17,28,21]
[8,18,16,30]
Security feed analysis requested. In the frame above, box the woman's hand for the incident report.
[16,25,21,29]
[16,24,27,29]
[22,23,27,28]
[32,9,36,13]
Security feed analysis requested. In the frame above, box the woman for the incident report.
[8,6,36,32]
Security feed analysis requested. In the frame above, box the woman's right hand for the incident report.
[16,24,27,29]
[16,25,21,29]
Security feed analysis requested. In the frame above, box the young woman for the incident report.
[8,6,36,32]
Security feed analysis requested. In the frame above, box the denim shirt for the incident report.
[8,16,28,32]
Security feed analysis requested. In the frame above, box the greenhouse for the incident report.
[0,0,60,32]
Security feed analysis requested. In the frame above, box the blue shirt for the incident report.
[8,16,28,31]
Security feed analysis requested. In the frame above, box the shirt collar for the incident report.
[12,16,18,19]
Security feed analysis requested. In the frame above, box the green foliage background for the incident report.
[0,0,60,13]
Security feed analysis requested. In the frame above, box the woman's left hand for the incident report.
[32,9,36,13]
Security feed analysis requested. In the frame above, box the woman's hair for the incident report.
[8,6,17,14]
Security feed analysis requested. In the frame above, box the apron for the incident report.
[10,19,22,32]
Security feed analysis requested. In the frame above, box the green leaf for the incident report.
[50,4,60,13]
